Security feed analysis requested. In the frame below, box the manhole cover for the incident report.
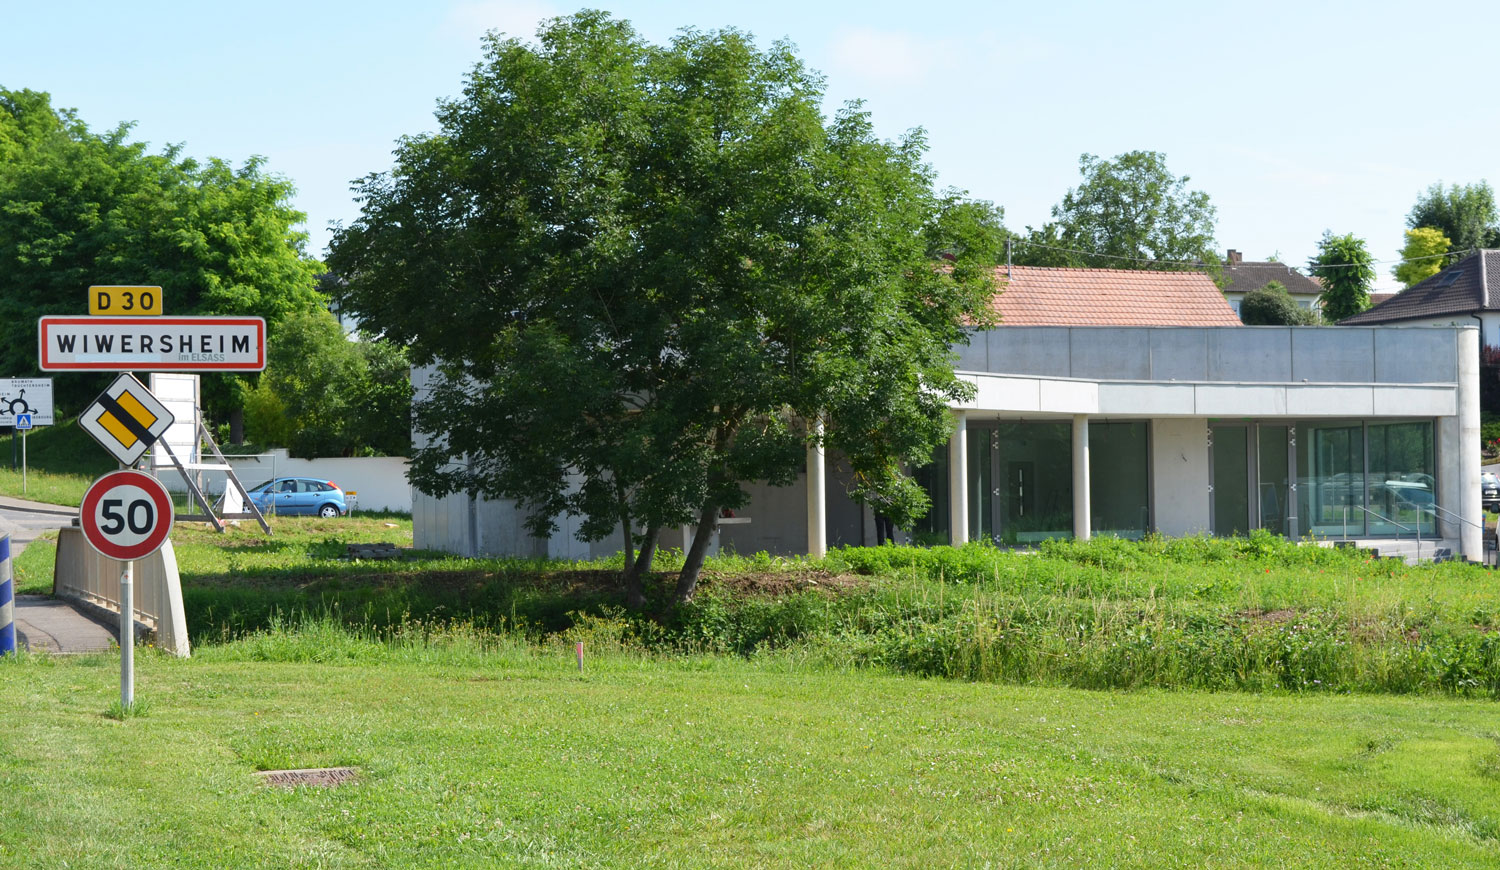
[255,767,359,788]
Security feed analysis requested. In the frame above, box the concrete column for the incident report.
[948,411,969,546]
[1457,327,1481,560]
[806,417,826,558]
[1073,414,1091,541]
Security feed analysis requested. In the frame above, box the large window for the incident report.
[1089,421,1150,539]
[1367,422,1435,536]
[1297,420,1435,538]
[994,421,1073,544]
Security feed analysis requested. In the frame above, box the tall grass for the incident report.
[178,531,1500,698]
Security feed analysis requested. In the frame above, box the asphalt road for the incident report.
[0,495,116,654]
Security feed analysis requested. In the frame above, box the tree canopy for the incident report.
[1406,181,1499,254]
[1015,151,1218,275]
[243,309,411,458]
[1239,281,1317,325]
[327,12,1001,604]
[1309,232,1376,322]
[0,87,326,414]
[1393,226,1454,288]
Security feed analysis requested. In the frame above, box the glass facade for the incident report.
[1088,422,1150,539]
[913,417,1436,546]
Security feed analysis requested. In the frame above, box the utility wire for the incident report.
[1017,239,1474,272]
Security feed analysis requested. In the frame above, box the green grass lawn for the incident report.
[0,645,1495,868]
[7,522,1500,865]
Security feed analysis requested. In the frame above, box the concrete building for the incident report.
[411,268,1483,562]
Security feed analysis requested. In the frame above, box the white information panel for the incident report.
[0,378,54,426]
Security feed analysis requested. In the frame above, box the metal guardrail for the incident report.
[1344,504,1423,563]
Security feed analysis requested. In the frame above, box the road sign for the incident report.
[80,470,174,561]
[38,316,266,371]
[14,414,31,431]
[79,374,176,465]
[89,285,163,316]
[0,377,54,426]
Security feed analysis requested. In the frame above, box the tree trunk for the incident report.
[229,408,244,445]
[625,526,658,611]
[674,502,719,604]
[616,485,636,577]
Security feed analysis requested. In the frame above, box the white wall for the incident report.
[1150,418,1210,537]
[160,449,412,512]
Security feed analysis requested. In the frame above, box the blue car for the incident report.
[245,477,350,517]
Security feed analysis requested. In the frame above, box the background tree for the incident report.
[0,87,326,418]
[1239,281,1317,325]
[1015,150,1219,275]
[1393,226,1454,287]
[1406,181,1499,254]
[244,309,411,457]
[328,12,1000,606]
[1309,232,1376,321]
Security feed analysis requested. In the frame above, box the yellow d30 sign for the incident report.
[89,286,162,316]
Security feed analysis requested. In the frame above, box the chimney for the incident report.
[1226,249,1242,265]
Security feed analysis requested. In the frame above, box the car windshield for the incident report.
[249,481,273,493]
[1484,473,1498,486]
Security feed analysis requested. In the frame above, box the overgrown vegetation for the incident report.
[23,519,1498,699]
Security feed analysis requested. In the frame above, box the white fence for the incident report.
[157,448,412,512]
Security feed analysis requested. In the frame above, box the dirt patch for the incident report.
[1238,608,1300,625]
[696,569,867,597]
[255,767,358,788]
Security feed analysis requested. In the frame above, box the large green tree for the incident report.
[1406,181,1499,254]
[328,12,1000,605]
[1309,232,1376,322]
[1015,150,1219,274]
[1238,281,1317,325]
[0,88,326,416]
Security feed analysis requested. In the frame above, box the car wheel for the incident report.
[318,504,341,518]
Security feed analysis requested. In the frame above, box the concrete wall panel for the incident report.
[1374,329,1457,383]
[1208,328,1292,382]
[986,328,1071,376]
[1148,329,1209,381]
[1150,418,1209,536]
[1038,380,1099,413]
[1194,385,1287,417]
[1071,328,1149,379]
[1371,386,1456,416]
[1099,383,1196,416]
[1284,386,1374,417]
[1291,329,1374,382]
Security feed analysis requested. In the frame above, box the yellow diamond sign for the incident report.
[79,374,175,465]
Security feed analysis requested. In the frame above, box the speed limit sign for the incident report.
[80,470,174,560]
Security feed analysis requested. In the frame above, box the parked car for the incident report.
[243,477,350,517]
[1484,472,1500,511]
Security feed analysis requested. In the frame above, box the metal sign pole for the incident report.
[120,560,134,709]
[21,428,26,495]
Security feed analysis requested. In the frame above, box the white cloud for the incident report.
[443,0,556,43]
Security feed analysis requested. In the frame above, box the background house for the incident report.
[1219,249,1323,318]
[1338,250,1500,348]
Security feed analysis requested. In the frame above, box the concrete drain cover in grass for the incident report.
[255,767,359,788]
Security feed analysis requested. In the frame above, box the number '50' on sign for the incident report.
[80,470,174,561]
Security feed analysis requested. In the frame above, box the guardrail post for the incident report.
[1,535,14,656]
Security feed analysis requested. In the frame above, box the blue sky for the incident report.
[6,1,1497,290]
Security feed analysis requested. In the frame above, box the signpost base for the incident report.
[120,561,133,709]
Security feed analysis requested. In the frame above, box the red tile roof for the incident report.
[987,265,1241,327]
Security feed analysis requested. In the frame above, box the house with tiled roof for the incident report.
[1339,250,1500,347]
[414,264,1483,565]
[986,264,1241,326]
[1219,250,1323,319]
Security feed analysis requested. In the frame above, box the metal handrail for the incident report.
[1419,502,1483,532]
[1344,504,1422,563]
